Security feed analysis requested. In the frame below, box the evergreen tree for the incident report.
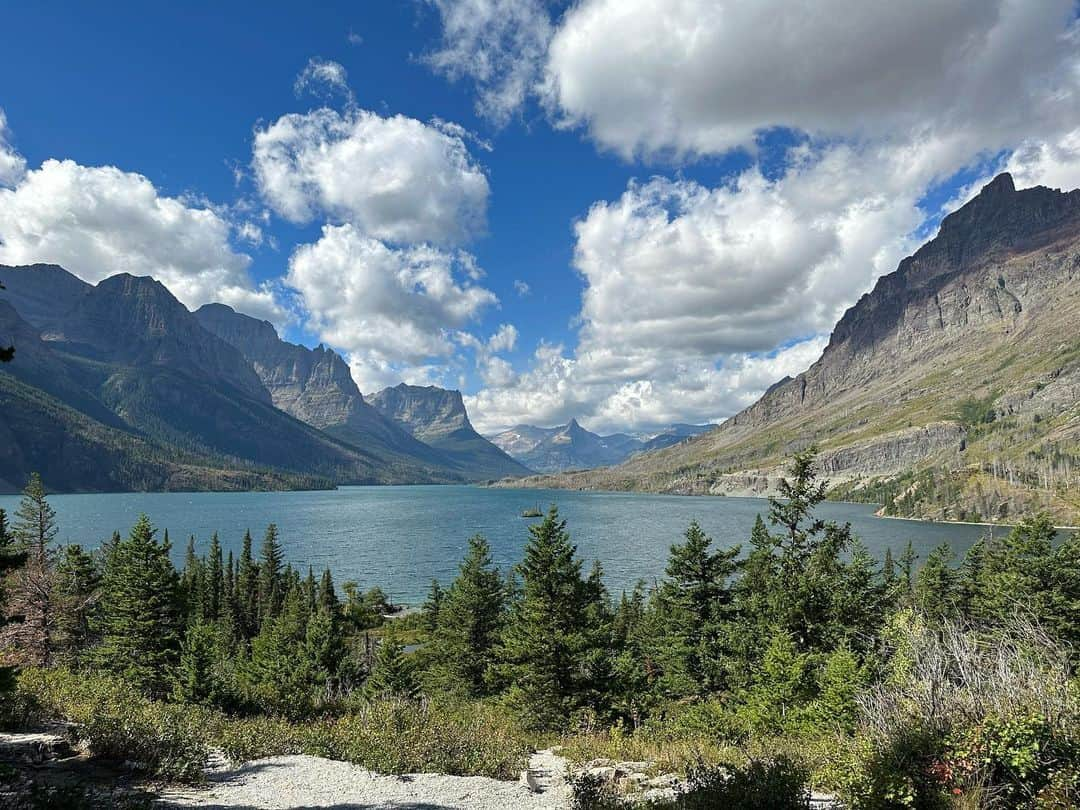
[53,544,100,667]
[4,474,59,665]
[365,627,420,700]
[0,507,25,693]
[246,614,315,717]
[258,524,284,622]
[493,506,608,728]
[834,539,886,650]
[765,450,854,651]
[201,533,224,623]
[174,620,230,706]
[304,607,344,697]
[180,536,202,624]
[806,643,865,733]
[428,535,505,695]
[898,541,918,605]
[236,530,258,636]
[318,568,338,615]
[303,566,317,617]
[92,514,181,696]
[738,629,811,733]
[915,543,959,622]
[657,521,739,694]
[421,578,444,634]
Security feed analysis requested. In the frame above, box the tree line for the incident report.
[1,451,1078,738]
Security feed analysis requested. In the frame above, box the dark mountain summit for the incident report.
[369,383,532,479]
[0,265,482,491]
[514,174,1080,524]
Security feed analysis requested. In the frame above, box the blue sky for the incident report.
[1,1,1078,434]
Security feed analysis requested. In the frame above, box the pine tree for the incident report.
[914,543,959,622]
[765,450,854,651]
[258,524,284,622]
[834,539,886,650]
[303,566,317,617]
[181,536,202,624]
[174,620,228,705]
[318,568,338,615]
[898,541,918,605]
[493,506,608,728]
[739,629,811,733]
[53,544,100,667]
[0,507,25,693]
[303,607,344,697]
[658,521,739,694]
[202,533,224,623]
[237,530,258,637]
[365,627,420,700]
[92,514,181,696]
[421,578,444,634]
[428,535,505,695]
[4,474,59,665]
[246,614,314,717]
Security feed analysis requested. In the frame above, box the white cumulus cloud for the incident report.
[422,0,554,126]
[252,107,489,245]
[0,109,26,188]
[286,223,499,392]
[544,0,1079,160]
[0,155,282,321]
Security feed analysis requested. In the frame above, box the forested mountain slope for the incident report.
[0,265,462,490]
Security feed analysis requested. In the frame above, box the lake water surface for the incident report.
[0,486,994,604]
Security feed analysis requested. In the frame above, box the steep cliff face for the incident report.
[0,265,461,490]
[370,384,532,479]
[514,175,1080,524]
[193,304,441,464]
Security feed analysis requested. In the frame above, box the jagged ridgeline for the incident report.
[0,268,526,492]
[517,174,1080,525]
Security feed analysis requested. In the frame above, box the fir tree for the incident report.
[421,578,444,634]
[175,620,228,705]
[201,533,224,623]
[258,524,284,622]
[318,568,338,615]
[181,536,202,624]
[493,506,608,728]
[304,607,344,697]
[658,521,739,694]
[236,530,258,636]
[915,543,959,622]
[0,507,25,693]
[428,535,505,695]
[92,514,181,696]
[246,614,314,717]
[765,450,854,651]
[4,474,59,665]
[365,627,420,700]
[53,544,100,667]
[303,566,317,617]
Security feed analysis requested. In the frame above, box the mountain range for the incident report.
[0,265,524,492]
[488,420,715,473]
[508,174,1080,525]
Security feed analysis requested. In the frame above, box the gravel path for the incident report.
[155,750,572,810]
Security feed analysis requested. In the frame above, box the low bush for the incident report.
[17,668,211,783]
[17,667,531,782]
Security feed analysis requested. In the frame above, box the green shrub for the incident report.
[677,757,810,809]
[16,667,210,782]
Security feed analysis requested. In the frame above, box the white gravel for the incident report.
[156,749,573,810]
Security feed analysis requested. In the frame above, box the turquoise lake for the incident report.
[0,486,994,604]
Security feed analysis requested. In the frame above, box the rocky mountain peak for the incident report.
[369,384,472,437]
